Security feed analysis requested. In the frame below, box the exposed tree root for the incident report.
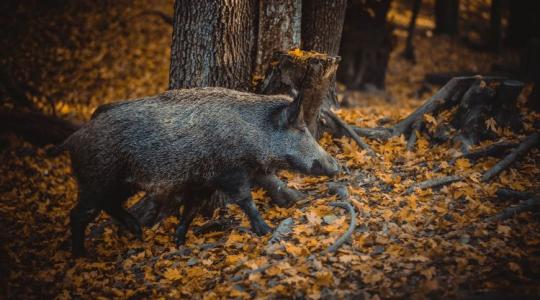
[459,140,518,162]
[496,188,535,200]
[481,133,540,182]
[406,119,423,152]
[324,110,376,156]
[404,175,463,195]
[488,197,540,221]
[352,76,526,160]
[323,201,357,254]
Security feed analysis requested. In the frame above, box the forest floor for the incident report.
[1,1,539,299]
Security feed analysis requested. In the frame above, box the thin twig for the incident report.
[324,110,377,157]
[404,175,463,195]
[323,201,357,254]
[481,132,540,182]
[268,218,294,244]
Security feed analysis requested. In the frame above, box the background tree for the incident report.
[434,0,459,36]
[337,0,395,91]
[168,0,257,91]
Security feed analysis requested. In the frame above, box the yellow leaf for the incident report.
[423,113,437,125]
[162,268,182,281]
[485,117,497,132]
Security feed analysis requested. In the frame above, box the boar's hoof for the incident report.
[72,246,86,258]
[252,221,272,236]
[272,187,304,208]
[175,225,188,246]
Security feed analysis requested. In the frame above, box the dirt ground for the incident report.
[1,0,539,299]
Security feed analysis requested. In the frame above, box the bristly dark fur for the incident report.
[62,87,339,256]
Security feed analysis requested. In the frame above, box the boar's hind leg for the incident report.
[175,195,200,245]
[70,190,100,257]
[218,171,272,236]
[101,188,143,240]
[102,204,143,240]
[254,173,304,208]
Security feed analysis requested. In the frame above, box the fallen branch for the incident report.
[496,188,534,200]
[324,110,376,157]
[193,219,238,235]
[352,126,393,140]
[481,132,540,182]
[404,175,463,195]
[488,197,540,221]
[323,201,357,254]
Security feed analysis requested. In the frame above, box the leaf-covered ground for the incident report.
[1,1,539,299]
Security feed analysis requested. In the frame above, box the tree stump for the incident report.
[258,49,340,138]
[354,76,526,152]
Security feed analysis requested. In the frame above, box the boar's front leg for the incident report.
[217,170,272,236]
[175,193,201,245]
[254,173,304,207]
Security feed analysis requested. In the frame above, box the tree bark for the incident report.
[301,0,347,56]
[434,0,459,36]
[169,0,257,91]
[301,0,347,112]
[337,0,394,90]
[254,0,301,77]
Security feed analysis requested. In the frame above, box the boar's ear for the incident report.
[275,93,304,128]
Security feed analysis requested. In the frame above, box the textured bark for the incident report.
[169,0,257,91]
[301,0,347,110]
[434,0,459,36]
[258,51,340,138]
[337,0,394,90]
[301,0,347,56]
[254,0,301,77]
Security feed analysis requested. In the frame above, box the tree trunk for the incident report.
[506,1,540,48]
[489,0,502,52]
[337,0,394,91]
[402,0,422,62]
[301,0,347,56]
[254,0,301,78]
[300,0,347,137]
[168,0,257,91]
[434,0,459,36]
[523,38,540,111]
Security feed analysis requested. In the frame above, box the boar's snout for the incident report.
[310,155,340,176]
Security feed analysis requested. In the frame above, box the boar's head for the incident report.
[270,93,340,177]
